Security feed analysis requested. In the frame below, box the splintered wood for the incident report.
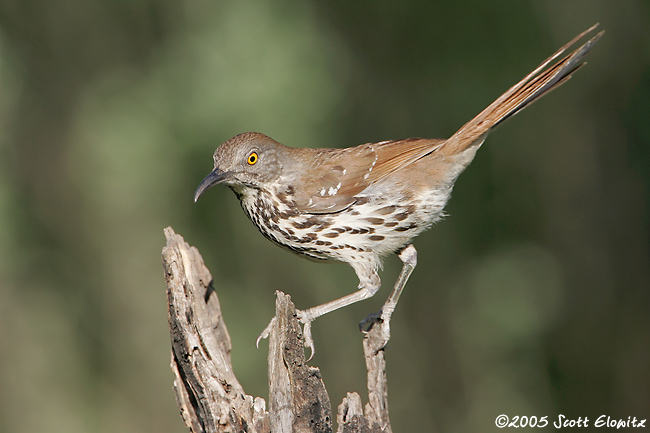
[162,227,392,433]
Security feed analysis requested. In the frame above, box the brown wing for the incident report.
[294,138,445,214]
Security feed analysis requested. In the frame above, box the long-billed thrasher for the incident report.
[194,25,603,357]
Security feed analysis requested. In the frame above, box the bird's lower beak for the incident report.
[194,168,230,202]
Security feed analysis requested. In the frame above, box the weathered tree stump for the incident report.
[162,227,393,432]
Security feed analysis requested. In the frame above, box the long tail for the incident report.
[439,23,604,157]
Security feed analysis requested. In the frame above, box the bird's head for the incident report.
[194,132,286,202]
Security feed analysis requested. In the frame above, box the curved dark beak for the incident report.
[194,168,230,202]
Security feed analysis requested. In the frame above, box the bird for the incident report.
[194,24,603,358]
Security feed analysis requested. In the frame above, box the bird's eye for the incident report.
[247,152,258,165]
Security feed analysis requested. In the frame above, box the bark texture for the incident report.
[162,227,393,433]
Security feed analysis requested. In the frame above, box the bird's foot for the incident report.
[255,311,316,361]
[358,310,382,332]
[256,316,276,348]
[296,309,316,361]
[359,309,391,352]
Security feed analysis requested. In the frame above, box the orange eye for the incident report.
[247,152,258,165]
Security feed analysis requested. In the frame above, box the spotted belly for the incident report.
[238,187,449,264]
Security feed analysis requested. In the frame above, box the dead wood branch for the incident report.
[162,227,393,433]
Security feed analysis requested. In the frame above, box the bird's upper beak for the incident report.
[194,168,230,202]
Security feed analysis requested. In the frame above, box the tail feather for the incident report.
[440,23,604,156]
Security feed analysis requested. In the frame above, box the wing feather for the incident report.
[294,138,444,214]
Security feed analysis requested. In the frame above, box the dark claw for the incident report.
[359,310,383,332]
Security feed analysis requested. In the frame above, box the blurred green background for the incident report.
[0,1,648,432]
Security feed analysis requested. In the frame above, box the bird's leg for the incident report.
[257,265,381,361]
[360,244,417,351]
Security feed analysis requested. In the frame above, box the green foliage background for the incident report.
[0,1,648,432]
